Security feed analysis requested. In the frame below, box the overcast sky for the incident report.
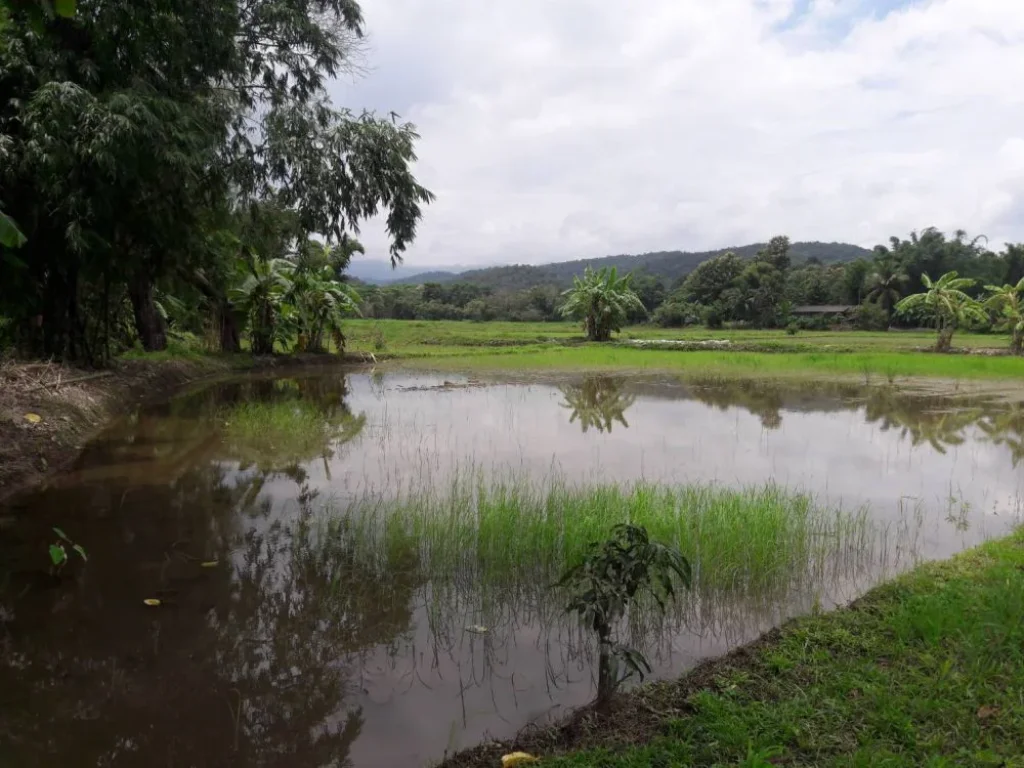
[328,0,1024,268]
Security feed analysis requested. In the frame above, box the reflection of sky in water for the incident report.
[5,370,1024,768]
[260,373,1023,563]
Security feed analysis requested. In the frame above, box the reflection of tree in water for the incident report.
[976,406,1024,466]
[688,380,785,430]
[0,461,425,766]
[863,391,1024,457]
[0,373,408,766]
[218,375,367,476]
[559,377,636,433]
[198,507,423,766]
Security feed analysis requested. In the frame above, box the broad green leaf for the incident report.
[52,526,71,542]
[0,211,26,249]
[72,543,88,561]
[48,544,66,566]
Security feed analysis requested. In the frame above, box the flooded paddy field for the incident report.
[1,369,1021,767]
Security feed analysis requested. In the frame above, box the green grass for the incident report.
[114,319,1024,382]
[442,529,1024,767]
[340,319,1024,381]
[390,345,1024,380]
[344,319,1009,355]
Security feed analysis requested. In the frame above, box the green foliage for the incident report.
[651,299,703,328]
[678,251,745,306]
[854,301,890,331]
[48,526,87,573]
[0,0,431,362]
[230,257,295,354]
[288,263,362,353]
[896,271,987,351]
[984,277,1024,354]
[558,524,691,705]
[560,267,645,341]
[865,255,909,316]
[0,209,25,248]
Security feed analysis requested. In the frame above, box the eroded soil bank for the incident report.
[0,354,366,502]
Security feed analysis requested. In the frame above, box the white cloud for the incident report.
[329,0,1024,267]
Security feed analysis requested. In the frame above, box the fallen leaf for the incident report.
[977,705,1000,720]
[465,625,489,634]
[501,753,539,767]
[200,561,219,568]
[143,599,162,607]
[24,413,41,424]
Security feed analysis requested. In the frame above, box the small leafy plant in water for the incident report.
[557,523,691,708]
[48,527,87,574]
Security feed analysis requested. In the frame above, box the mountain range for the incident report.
[348,241,872,291]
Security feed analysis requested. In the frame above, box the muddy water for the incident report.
[1,370,1022,767]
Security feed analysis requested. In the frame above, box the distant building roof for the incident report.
[791,305,856,314]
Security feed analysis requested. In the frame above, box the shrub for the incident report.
[652,300,703,328]
[854,302,889,331]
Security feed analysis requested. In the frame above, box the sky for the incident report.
[328,0,1024,269]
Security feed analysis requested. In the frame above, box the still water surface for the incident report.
[1,369,1022,766]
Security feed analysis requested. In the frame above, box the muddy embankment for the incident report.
[0,354,370,503]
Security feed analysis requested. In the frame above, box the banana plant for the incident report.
[984,277,1024,354]
[895,271,985,352]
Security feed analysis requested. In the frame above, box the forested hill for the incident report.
[387,241,871,290]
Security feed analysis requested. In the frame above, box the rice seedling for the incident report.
[322,478,872,596]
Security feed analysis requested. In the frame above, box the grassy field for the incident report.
[344,318,1010,354]
[442,528,1024,768]
[116,320,1024,381]
[337,319,1024,381]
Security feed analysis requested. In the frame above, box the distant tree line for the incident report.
[357,229,1024,333]
[356,269,666,324]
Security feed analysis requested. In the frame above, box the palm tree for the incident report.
[230,256,294,354]
[864,256,909,320]
[984,277,1024,355]
[895,271,985,352]
[560,267,645,342]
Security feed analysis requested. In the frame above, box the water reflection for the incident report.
[1,370,1023,767]
[559,377,636,433]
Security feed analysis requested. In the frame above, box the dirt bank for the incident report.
[0,353,368,503]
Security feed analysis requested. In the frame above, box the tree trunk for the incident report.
[128,271,167,351]
[1013,329,1023,356]
[596,642,616,710]
[219,304,240,353]
[936,325,954,353]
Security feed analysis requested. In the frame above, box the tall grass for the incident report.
[264,476,903,683]
[315,477,874,602]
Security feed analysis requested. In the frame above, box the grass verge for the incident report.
[392,345,1024,381]
[438,528,1024,768]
